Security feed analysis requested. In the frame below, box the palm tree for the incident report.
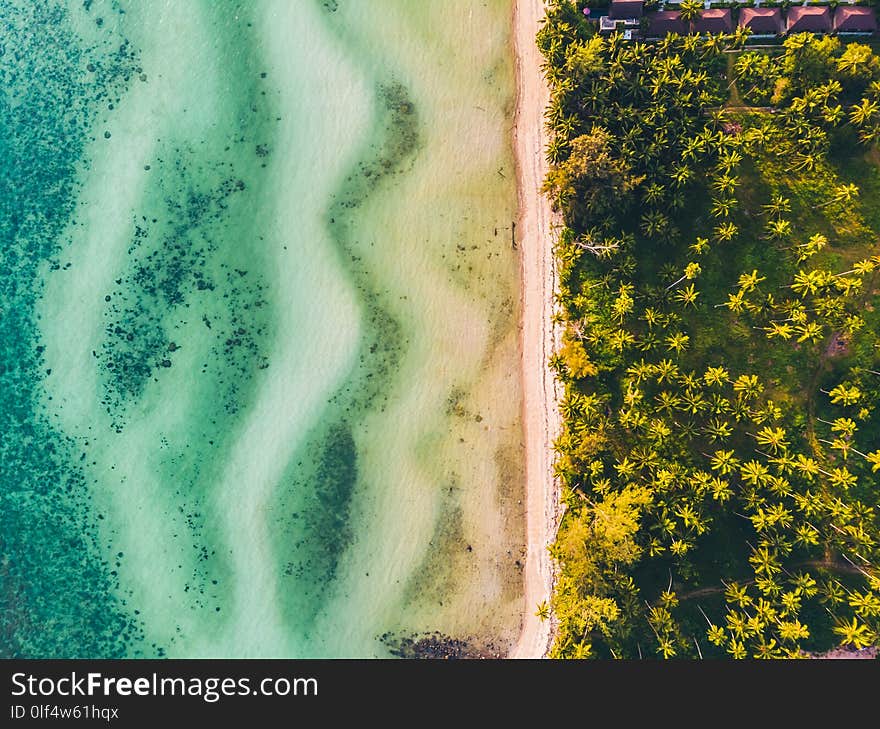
[794,321,823,344]
[833,617,875,649]
[535,601,551,621]
[674,284,700,308]
[704,418,733,443]
[821,183,860,209]
[796,460,823,489]
[707,109,729,132]
[862,450,880,473]
[689,237,710,256]
[763,195,791,219]
[648,418,673,444]
[665,332,691,354]
[755,575,782,599]
[721,290,747,313]
[737,269,766,293]
[731,25,751,48]
[670,162,695,188]
[546,137,567,165]
[709,449,739,475]
[821,579,847,608]
[733,374,763,400]
[755,426,789,454]
[827,467,857,491]
[641,210,670,238]
[827,417,858,438]
[794,524,820,548]
[764,322,794,340]
[850,98,878,128]
[704,366,730,388]
[725,583,753,609]
[795,233,827,263]
[848,591,880,619]
[701,33,725,58]
[777,619,810,643]
[835,258,876,278]
[655,391,682,414]
[710,476,733,502]
[717,149,742,174]
[858,123,880,145]
[666,261,702,290]
[712,173,739,196]
[823,104,845,126]
[714,221,738,243]
[791,270,827,298]
[655,359,680,384]
[710,197,735,219]
[827,384,862,407]
[765,219,793,242]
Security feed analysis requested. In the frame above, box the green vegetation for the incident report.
[540,1,880,658]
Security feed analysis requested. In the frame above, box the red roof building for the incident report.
[786,6,832,34]
[833,6,877,33]
[609,0,644,20]
[738,7,784,35]
[647,10,686,36]
[693,8,733,33]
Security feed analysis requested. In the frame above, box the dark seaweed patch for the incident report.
[380,631,506,659]
[97,169,270,426]
[398,481,465,610]
[275,422,357,626]
[321,80,422,414]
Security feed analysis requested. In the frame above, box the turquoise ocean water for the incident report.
[1,0,523,657]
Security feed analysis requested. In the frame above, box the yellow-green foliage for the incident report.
[554,428,607,480]
[550,485,652,657]
[559,336,598,379]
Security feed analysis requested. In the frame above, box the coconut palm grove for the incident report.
[540,0,880,658]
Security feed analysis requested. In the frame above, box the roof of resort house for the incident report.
[609,0,644,20]
[693,8,732,33]
[738,7,784,35]
[647,10,686,36]
[833,6,877,33]
[785,5,832,34]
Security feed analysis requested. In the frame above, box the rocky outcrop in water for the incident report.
[381,631,506,659]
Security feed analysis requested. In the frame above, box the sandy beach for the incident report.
[510,0,561,659]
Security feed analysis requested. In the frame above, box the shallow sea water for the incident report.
[1,0,523,657]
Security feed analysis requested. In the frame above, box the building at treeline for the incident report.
[596,0,877,40]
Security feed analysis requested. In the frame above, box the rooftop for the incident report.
[693,8,733,34]
[833,6,877,33]
[786,5,832,34]
[609,0,644,20]
[738,7,784,35]
[647,10,686,37]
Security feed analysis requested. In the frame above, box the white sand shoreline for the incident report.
[509,0,562,660]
